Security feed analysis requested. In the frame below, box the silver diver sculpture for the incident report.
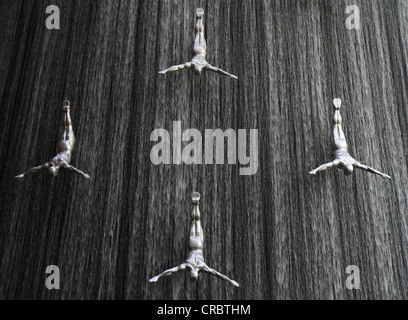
[159,8,238,79]
[16,100,90,180]
[309,98,391,179]
[149,192,239,287]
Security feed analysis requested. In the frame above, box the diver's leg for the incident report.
[61,100,74,142]
[189,220,203,243]
[194,8,206,51]
[332,99,348,150]
[190,192,203,239]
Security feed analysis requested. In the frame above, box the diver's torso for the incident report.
[334,150,354,166]
[192,54,207,67]
[52,151,72,164]
[186,250,205,266]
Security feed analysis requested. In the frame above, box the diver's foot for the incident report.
[192,192,201,204]
[62,100,71,112]
[196,8,204,18]
[333,98,342,109]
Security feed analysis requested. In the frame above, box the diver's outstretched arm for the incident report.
[202,265,239,287]
[309,161,336,175]
[62,163,90,179]
[15,162,51,179]
[149,264,188,283]
[206,64,238,80]
[159,62,192,74]
[354,161,391,179]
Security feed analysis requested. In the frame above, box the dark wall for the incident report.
[0,0,407,300]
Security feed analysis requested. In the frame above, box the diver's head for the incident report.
[190,269,199,282]
[194,65,202,74]
[344,164,354,175]
[48,166,59,177]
